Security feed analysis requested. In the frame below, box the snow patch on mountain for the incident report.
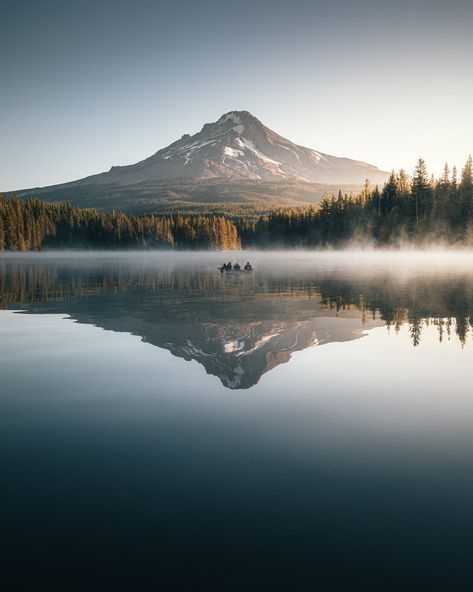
[220,112,241,125]
[236,137,282,168]
[224,146,244,159]
[277,143,303,165]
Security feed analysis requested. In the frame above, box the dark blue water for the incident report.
[2,252,473,590]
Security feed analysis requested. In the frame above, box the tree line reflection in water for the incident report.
[1,256,473,347]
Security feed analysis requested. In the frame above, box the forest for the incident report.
[1,156,473,250]
[0,197,240,250]
[240,156,473,247]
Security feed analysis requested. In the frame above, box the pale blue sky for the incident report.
[1,0,472,190]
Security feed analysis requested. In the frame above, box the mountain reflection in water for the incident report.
[1,252,473,389]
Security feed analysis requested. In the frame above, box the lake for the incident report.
[2,251,473,590]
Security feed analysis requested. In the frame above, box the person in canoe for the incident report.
[233,262,241,271]
[244,261,253,271]
[219,262,232,272]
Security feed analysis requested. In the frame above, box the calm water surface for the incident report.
[2,251,473,590]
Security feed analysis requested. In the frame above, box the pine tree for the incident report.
[397,169,411,198]
[411,158,430,230]
[452,166,458,189]
[441,163,450,185]
[460,155,473,227]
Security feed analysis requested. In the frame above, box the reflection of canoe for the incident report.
[218,267,253,274]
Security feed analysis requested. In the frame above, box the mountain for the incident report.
[10,111,389,211]
[65,110,388,185]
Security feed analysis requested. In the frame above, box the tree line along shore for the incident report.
[1,157,473,251]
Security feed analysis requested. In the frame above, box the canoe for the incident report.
[218,267,253,274]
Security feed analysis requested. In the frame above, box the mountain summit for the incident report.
[76,110,387,186]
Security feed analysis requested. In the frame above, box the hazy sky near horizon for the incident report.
[1,0,472,190]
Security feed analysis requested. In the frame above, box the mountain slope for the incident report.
[10,111,389,211]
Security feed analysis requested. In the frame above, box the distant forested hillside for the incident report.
[2,157,473,250]
[9,179,361,214]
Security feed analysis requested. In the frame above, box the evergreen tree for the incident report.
[397,169,411,198]
[411,158,431,231]
[460,155,473,229]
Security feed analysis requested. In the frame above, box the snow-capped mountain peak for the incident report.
[80,110,388,186]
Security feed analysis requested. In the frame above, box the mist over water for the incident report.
[3,250,473,589]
